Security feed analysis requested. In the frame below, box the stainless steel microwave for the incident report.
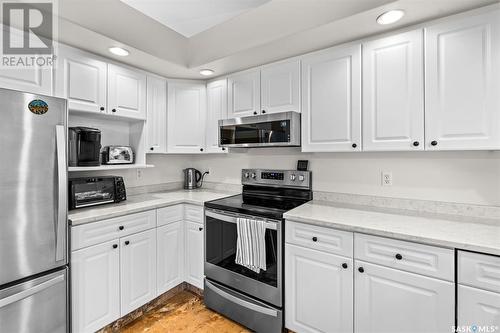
[218,111,300,148]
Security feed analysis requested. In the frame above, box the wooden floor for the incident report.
[121,290,251,333]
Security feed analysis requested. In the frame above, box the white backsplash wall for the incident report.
[189,148,500,206]
[71,154,193,188]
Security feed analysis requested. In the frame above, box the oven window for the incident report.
[205,215,278,287]
[220,120,290,145]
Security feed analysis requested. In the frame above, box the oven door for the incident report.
[204,209,282,307]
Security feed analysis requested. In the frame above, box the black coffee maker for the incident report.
[68,127,101,166]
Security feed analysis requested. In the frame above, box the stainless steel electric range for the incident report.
[204,169,312,333]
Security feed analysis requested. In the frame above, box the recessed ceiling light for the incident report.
[108,47,129,57]
[376,10,405,25]
[200,69,214,76]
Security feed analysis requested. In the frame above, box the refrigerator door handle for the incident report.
[0,273,65,308]
[55,125,67,262]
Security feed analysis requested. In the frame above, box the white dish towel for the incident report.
[235,217,267,273]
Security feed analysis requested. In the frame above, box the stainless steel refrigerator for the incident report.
[0,88,68,332]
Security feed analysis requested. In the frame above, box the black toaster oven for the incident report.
[68,176,126,210]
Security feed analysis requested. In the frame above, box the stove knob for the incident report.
[251,173,256,179]
[244,172,250,178]
[298,175,305,182]
[290,174,296,181]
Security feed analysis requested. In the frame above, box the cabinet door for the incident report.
[157,222,184,295]
[227,69,261,118]
[185,221,204,289]
[56,46,107,114]
[108,64,147,120]
[167,81,206,153]
[425,11,500,150]
[355,261,454,333]
[458,285,500,329]
[146,75,167,153]
[205,79,228,153]
[120,229,157,315]
[363,30,424,151]
[301,44,361,152]
[0,24,52,95]
[285,244,353,333]
[261,59,301,114]
[0,67,52,96]
[71,240,120,333]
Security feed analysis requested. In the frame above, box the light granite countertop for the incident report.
[69,189,239,226]
[284,200,500,256]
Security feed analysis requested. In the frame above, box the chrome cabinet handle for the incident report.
[55,125,66,262]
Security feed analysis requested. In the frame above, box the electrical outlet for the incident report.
[136,169,143,180]
[381,171,392,186]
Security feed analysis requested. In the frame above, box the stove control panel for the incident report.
[242,169,311,189]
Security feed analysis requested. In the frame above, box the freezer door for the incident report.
[0,88,68,286]
[0,268,68,333]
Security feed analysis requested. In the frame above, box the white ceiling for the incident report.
[119,0,271,38]
[52,0,499,79]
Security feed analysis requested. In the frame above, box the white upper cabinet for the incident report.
[0,25,53,95]
[363,30,424,151]
[0,66,53,96]
[425,10,500,150]
[56,46,107,114]
[146,75,167,153]
[167,81,207,153]
[108,64,147,120]
[261,59,301,114]
[227,69,261,118]
[355,261,454,333]
[120,229,156,316]
[301,43,362,152]
[205,79,228,153]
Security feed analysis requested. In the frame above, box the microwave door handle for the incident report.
[55,125,67,262]
[268,130,273,143]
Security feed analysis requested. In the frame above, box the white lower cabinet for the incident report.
[354,260,454,333]
[458,251,500,328]
[71,240,120,333]
[458,285,500,328]
[71,205,208,332]
[120,229,157,316]
[285,244,353,333]
[157,221,184,294]
[185,221,204,289]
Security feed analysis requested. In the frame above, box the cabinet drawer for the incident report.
[157,205,183,226]
[285,221,353,257]
[72,210,156,251]
[185,204,203,223]
[354,233,454,281]
[459,251,500,293]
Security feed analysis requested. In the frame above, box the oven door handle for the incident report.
[205,280,278,317]
[205,210,278,230]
